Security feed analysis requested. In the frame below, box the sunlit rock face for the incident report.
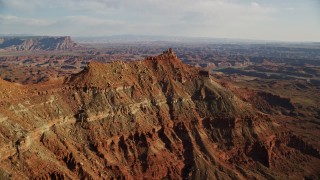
[0,49,319,179]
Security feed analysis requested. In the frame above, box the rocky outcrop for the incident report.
[0,36,78,51]
[247,91,295,115]
[0,49,319,179]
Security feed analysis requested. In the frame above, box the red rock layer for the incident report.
[0,49,319,179]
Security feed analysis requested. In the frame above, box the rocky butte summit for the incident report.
[0,36,78,51]
[0,49,319,179]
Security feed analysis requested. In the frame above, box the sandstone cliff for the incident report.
[0,49,319,179]
[0,36,78,51]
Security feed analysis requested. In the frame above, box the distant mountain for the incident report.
[0,36,78,51]
[74,35,276,44]
[73,35,232,43]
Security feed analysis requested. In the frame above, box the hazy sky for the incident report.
[0,0,319,41]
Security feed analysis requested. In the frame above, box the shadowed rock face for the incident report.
[0,50,319,179]
[0,36,78,51]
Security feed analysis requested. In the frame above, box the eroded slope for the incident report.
[0,49,319,179]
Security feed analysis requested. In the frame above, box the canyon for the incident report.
[0,49,319,179]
